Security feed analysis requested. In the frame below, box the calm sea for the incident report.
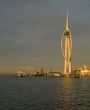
[0,76,90,110]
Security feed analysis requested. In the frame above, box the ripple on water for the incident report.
[0,77,90,110]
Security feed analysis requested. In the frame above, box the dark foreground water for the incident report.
[0,77,90,110]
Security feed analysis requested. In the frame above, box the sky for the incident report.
[0,0,90,73]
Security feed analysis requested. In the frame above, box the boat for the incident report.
[16,69,26,77]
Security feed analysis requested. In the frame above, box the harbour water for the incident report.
[0,76,90,110]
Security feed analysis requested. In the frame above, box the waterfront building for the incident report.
[46,72,62,77]
[61,13,72,76]
[80,65,90,76]
[74,65,90,77]
[47,69,62,77]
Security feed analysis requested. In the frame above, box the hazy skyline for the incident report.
[0,0,90,73]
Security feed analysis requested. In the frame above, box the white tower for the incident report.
[61,13,72,76]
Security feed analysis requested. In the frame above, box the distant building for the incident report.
[80,65,90,76]
[46,72,62,77]
[75,65,90,77]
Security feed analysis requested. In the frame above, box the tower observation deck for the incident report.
[61,13,72,76]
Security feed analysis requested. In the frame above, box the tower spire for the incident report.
[66,12,69,31]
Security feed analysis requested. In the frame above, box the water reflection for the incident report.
[61,78,75,110]
[56,78,90,110]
